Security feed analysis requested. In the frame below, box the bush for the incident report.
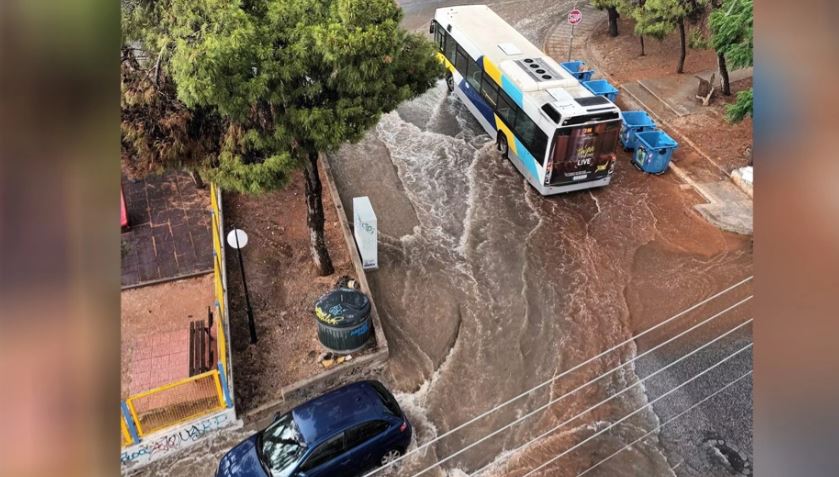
[726,88,753,123]
[689,28,710,49]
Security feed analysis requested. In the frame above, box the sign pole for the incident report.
[567,3,582,62]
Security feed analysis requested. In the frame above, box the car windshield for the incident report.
[258,414,307,477]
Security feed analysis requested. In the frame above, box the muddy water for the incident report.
[328,2,752,477]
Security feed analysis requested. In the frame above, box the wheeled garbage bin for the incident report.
[582,79,619,102]
[620,111,657,151]
[560,60,595,82]
[632,130,678,174]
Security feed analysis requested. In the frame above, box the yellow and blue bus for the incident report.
[430,5,622,195]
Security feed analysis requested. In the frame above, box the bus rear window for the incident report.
[541,104,561,123]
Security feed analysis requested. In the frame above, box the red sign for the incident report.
[568,9,582,25]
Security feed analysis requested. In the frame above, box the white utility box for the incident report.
[353,196,378,270]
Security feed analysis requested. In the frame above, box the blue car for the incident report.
[217,380,412,477]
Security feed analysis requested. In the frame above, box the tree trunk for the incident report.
[718,51,731,96]
[676,18,686,74]
[607,7,619,37]
[640,35,646,56]
[303,151,334,276]
[189,168,205,189]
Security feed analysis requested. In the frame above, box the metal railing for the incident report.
[125,370,226,437]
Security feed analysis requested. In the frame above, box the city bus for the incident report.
[430,5,622,195]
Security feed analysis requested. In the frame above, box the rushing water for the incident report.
[327,2,753,476]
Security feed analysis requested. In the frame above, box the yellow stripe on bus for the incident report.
[483,57,502,84]
[494,114,518,155]
[436,52,455,73]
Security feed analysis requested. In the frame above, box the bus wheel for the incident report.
[445,73,454,93]
[497,133,509,158]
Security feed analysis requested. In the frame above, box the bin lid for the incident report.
[315,288,371,328]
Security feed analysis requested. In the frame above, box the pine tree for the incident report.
[632,0,706,73]
[618,0,647,55]
[709,0,752,101]
[591,0,625,37]
[122,0,443,275]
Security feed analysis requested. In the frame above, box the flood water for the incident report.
[326,1,753,476]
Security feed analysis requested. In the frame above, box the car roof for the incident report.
[290,381,392,446]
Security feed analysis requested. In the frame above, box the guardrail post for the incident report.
[217,362,233,408]
[121,401,141,445]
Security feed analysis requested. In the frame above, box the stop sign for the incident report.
[568,9,582,25]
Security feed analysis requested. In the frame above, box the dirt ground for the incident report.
[588,17,753,173]
[222,168,356,413]
[121,273,215,399]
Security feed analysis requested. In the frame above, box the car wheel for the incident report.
[497,133,509,158]
[380,449,402,466]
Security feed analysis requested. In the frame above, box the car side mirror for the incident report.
[429,21,435,34]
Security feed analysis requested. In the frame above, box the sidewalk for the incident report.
[543,10,752,235]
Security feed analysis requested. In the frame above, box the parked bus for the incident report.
[430,5,622,195]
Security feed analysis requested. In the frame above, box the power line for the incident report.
[363,276,752,477]
[408,316,752,477]
[516,343,753,477]
[576,371,753,477]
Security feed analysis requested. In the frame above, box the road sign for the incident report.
[568,9,582,25]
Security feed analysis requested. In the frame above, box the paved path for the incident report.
[543,3,603,64]
[121,171,213,287]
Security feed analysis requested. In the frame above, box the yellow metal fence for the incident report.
[121,183,232,447]
[126,370,226,436]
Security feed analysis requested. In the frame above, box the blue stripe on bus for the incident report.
[501,76,524,108]
[459,78,496,127]
[513,136,540,180]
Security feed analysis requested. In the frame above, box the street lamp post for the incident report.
[227,228,257,344]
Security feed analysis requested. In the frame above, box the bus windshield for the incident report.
[548,120,620,185]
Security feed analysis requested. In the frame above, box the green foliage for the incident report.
[688,28,710,49]
[709,0,753,69]
[590,0,625,9]
[631,0,705,39]
[726,87,752,122]
[122,0,444,193]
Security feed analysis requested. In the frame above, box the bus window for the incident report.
[455,46,469,76]
[445,33,457,64]
[514,115,548,163]
[480,74,498,108]
[496,89,517,127]
[466,60,482,91]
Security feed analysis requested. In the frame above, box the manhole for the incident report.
[704,437,752,476]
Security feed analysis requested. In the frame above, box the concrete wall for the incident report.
[121,408,239,471]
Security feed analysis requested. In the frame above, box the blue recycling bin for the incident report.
[620,111,657,151]
[560,60,594,82]
[582,79,619,102]
[632,130,678,174]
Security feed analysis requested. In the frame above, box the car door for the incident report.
[295,433,345,477]
[343,420,393,473]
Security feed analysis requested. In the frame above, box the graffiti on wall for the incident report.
[121,409,236,468]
